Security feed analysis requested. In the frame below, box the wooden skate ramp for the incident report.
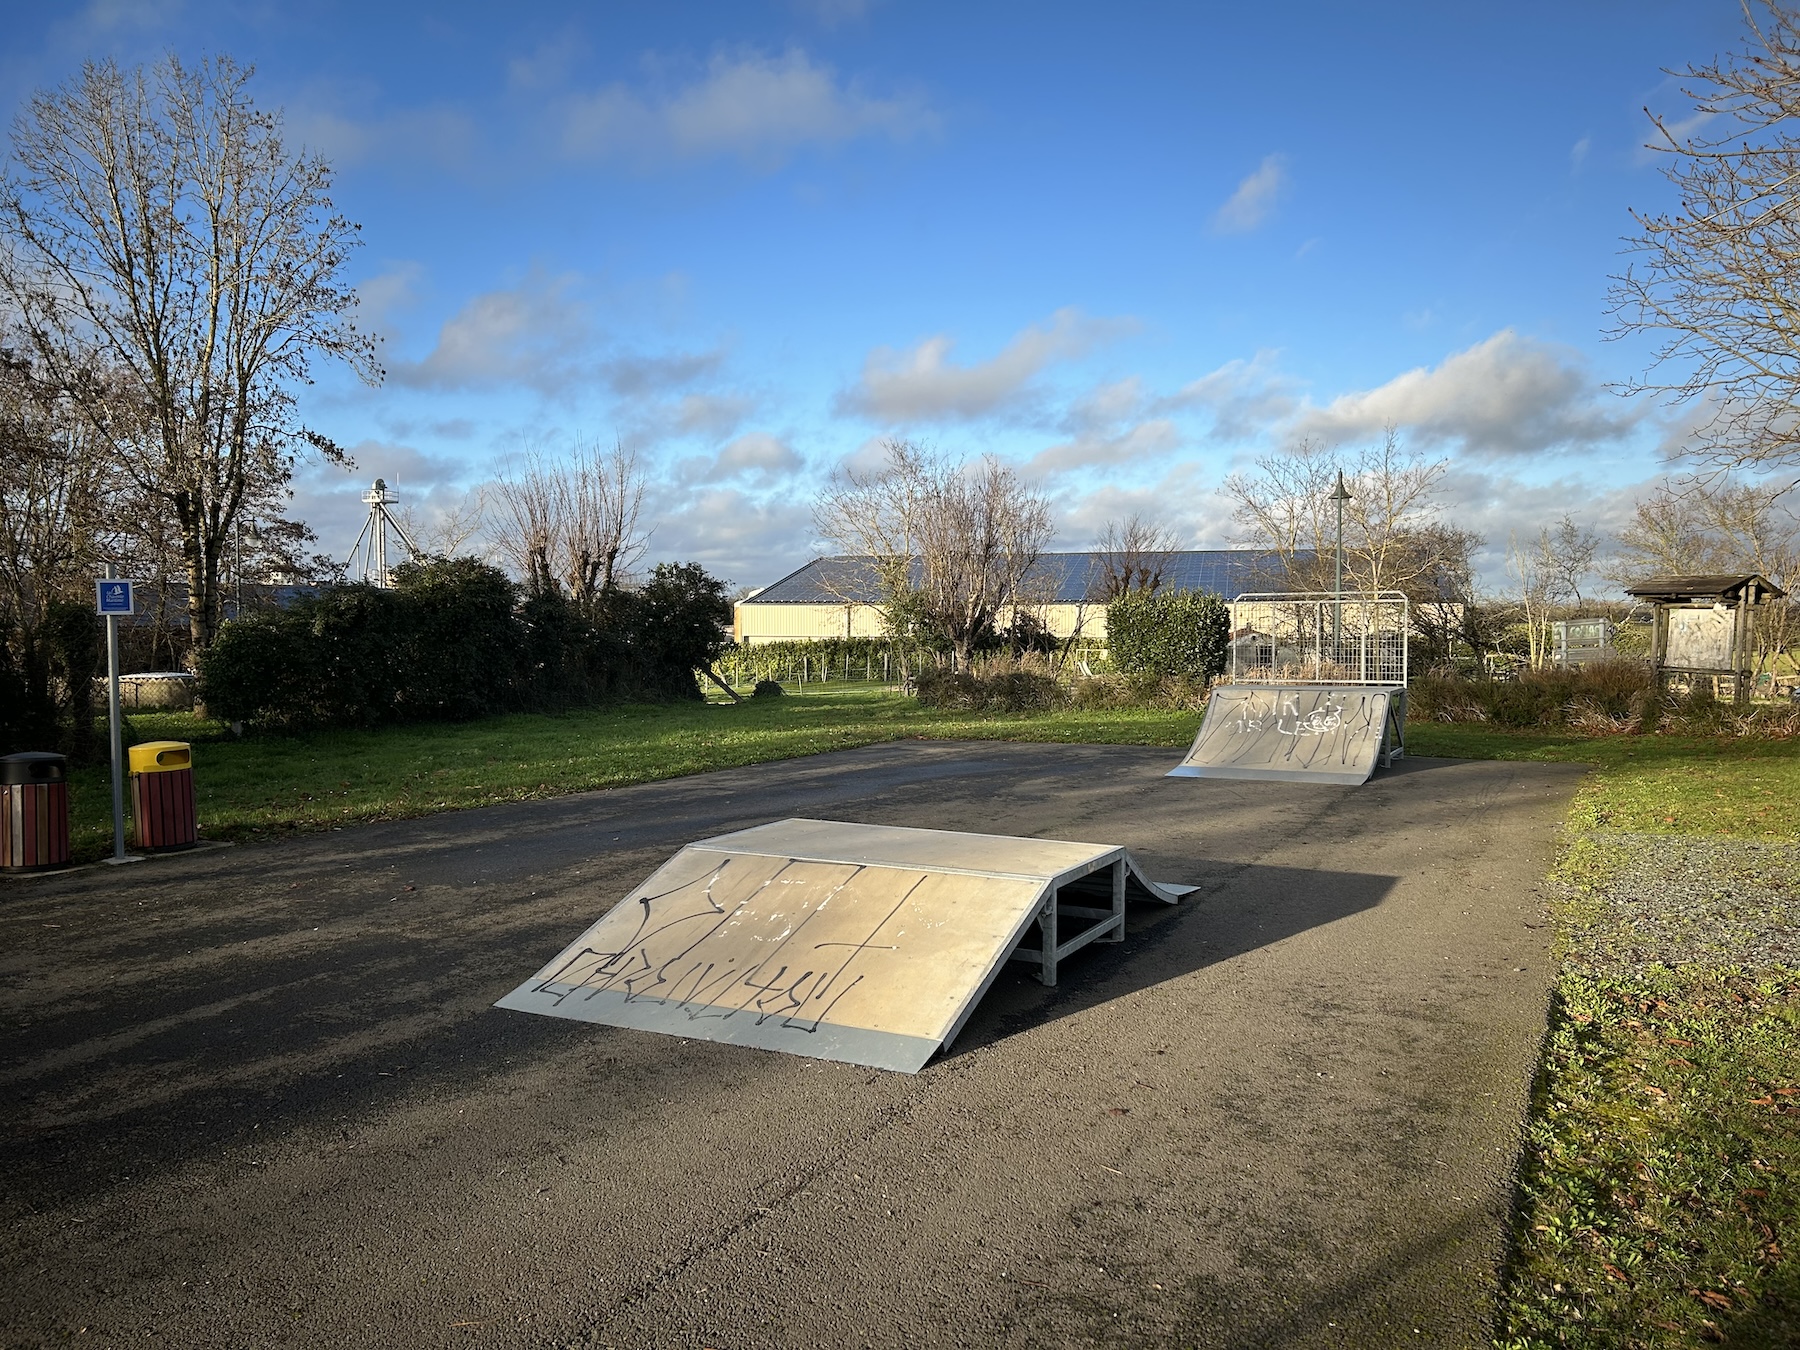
[1167,684,1406,786]
[496,818,1188,1073]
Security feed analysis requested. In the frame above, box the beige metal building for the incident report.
[733,551,1299,645]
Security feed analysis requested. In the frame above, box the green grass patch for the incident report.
[1457,718,1800,1343]
[63,689,1200,862]
[1498,967,1800,1348]
[1407,724,1800,841]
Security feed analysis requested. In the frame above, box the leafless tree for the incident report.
[813,438,1054,669]
[0,55,380,663]
[399,485,490,561]
[1609,1,1800,478]
[0,344,109,716]
[1610,475,1800,670]
[1092,513,1184,599]
[1224,427,1461,599]
[493,440,647,618]
[1611,476,1799,580]
[1509,516,1597,668]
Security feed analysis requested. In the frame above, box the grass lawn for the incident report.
[65,687,1202,860]
[1407,724,1800,842]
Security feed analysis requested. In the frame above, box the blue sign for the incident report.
[95,579,135,616]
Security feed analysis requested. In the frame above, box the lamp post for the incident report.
[1329,470,1352,664]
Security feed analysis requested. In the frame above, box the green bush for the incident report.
[617,562,733,701]
[913,666,1066,712]
[1105,589,1230,682]
[1408,660,1652,732]
[200,558,735,729]
[751,679,784,698]
[719,636,917,686]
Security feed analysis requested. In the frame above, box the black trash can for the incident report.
[1,752,71,872]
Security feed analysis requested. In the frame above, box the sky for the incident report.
[0,0,1757,594]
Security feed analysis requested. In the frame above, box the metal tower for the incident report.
[345,478,421,587]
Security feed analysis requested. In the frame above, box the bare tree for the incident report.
[1610,475,1800,672]
[0,344,109,728]
[492,440,647,618]
[0,55,380,663]
[1509,516,1596,668]
[1225,427,1461,599]
[1609,1,1800,477]
[398,485,490,561]
[1092,513,1184,599]
[813,439,1054,669]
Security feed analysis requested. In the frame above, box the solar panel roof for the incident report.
[742,550,1318,605]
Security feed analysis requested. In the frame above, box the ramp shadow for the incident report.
[942,860,1398,1061]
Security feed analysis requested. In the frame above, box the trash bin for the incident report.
[1,752,71,872]
[129,740,197,852]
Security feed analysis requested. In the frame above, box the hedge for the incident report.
[200,558,731,729]
[1105,588,1230,682]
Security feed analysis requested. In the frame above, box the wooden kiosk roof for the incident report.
[1622,574,1786,603]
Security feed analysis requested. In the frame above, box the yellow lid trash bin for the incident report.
[128,740,197,850]
[129,741,192,773]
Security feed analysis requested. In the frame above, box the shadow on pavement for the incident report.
[0,847,1389,1218]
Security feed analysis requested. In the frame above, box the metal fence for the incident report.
[1229,592,1410,686]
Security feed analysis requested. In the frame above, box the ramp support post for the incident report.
[1381,689,1408,767]
[1014,857,1132,986]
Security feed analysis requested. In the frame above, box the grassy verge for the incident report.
[62,690,1201,862]
[1453,719,1800,1346]
[1406,724,1800,842]
[1498,968,1799,1347]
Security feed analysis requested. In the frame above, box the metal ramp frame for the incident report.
[496,818,1190,1074]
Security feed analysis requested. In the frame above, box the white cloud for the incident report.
[1027,419,1182,476]
[1288,329,1638,456]
[693,432,805,483]
[1570,135,1592,170]
[1213,154,1289,234]
[387,271,594,395]
[644,486,817,585]
[559,50,935,167]
[840,307,1136,422]
[602,348,727,395]
[1160,350,1300,441]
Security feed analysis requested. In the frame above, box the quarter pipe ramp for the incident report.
[1167,684,1406,786]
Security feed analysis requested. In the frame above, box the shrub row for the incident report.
[1105,589,1230,682]
[719,637,913,686]
[911,663,1213,714]
[1407,661,1651,730]
[200,558,731,729]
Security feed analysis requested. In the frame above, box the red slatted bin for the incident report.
[129,740,198,852]
[1,752,71,872]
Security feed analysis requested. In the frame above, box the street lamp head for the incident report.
[1329,470,1353,503]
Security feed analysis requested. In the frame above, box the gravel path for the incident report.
[1560,830,1800,972]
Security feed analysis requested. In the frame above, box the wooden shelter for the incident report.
[1623,574,1786,706]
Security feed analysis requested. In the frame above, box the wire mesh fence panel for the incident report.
[1229,592,1409,686]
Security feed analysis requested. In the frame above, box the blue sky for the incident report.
[0,0,1750,592]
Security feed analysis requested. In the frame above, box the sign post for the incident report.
[95,569,140,865]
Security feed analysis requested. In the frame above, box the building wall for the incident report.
[734,601,1104,645]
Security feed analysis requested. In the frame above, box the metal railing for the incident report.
[1229,592,1410,686]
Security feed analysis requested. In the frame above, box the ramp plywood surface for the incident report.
[1168,685,1400,786]
[496,819,1181,1073]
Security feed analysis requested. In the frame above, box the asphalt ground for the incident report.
[0,742,1586,1349]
